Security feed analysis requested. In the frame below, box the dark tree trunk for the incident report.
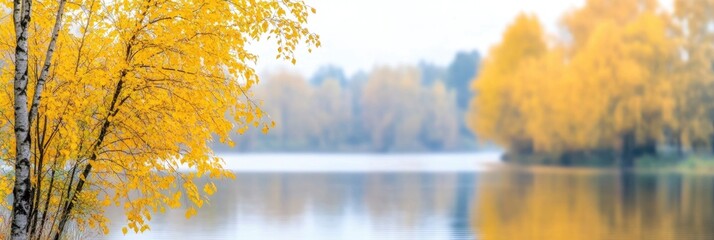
[53,77,125,240]
[674,131,683,157]
[620,132,636,169]
[634,138,657,157]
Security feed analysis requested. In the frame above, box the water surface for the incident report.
[102,154,714,239]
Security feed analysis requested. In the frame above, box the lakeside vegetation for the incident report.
[502,151,714,172]
[468,0,714,168]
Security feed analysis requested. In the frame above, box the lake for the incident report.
[101,153,714,239]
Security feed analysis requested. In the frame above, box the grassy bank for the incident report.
[502,151,618,167]
[636,155,714,173]
[504,151,714,172]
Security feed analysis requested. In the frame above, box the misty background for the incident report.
[215,50,482,152]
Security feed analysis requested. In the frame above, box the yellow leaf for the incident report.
[203,182,216,196]
[262,124,270,134]
[185,207,198,219]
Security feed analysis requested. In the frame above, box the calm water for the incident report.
[101,154,714,240]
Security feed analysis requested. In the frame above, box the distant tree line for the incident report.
[219,51,481,152]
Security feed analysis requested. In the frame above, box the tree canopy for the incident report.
[468,0,711,166]
[0,0,319,238]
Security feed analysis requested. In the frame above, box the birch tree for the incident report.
[0,0,320,239]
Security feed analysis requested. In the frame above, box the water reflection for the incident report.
[102,168,714,239]
[474,168,714,240]
[103,173,475,240]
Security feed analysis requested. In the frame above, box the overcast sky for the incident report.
[252,0,674,77]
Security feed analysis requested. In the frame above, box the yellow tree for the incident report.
[557,0,674,165]
[565,12,676,166]
[671,0,714,154]
[467,13,547,154]
[561,0,657,51]
[0,0,319,239]
[511,50,568,154]
[467,2,677,166]
[1,0,72,238]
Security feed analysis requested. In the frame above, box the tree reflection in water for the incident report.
[473,168,714,240]
[103,173,478,239]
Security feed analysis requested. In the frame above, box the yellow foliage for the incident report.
[467,13,547,152]
[468,2,685,159]
[0,0,319,237]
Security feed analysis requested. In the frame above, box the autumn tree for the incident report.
[467,13,547,155]
[570,13,676,166]
[671,0,714,154]
[0,0,319,239]
[6,0,68,239]
[468,0,681,166]
[561,0,657,51]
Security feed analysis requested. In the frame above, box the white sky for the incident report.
[252,0,674,77]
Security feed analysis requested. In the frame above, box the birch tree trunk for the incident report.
[27,1,67,239]
[11,0,33,239]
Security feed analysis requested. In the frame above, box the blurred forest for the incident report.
[468,0,714,166]
[215,50,482,152]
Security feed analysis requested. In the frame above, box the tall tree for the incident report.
[0,0,320,238]
[9,0,68,239]
[10,0,35,238]
[672,0,714,154]
[467,13,547,154]
[467,1,678,166]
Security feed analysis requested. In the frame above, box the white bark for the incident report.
[29,0,66,125]
[11,0,33,239]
